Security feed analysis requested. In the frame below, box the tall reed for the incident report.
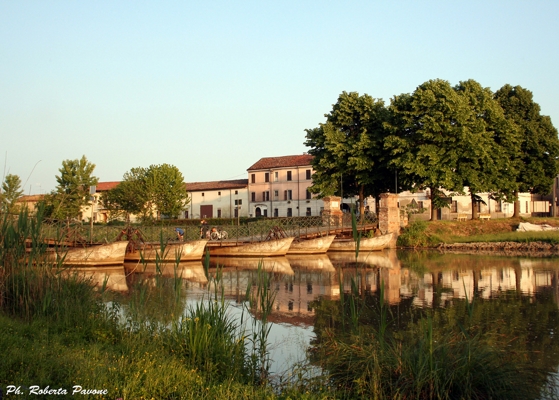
[245,261,277,385]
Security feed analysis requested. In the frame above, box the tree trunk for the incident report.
[513,191,520,218]
[430,187,437,221]
[359,185,365,223]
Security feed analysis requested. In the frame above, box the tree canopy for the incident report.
[101,164,189,222]
[385,79,521,219]
[44,156,98,220]
[1,174,24,215]
[495,84,559,216]
[305,91,397,217]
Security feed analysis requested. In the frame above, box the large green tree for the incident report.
[494,84,559,217]
[1,174,24,215]
[385,79,519,220]
[46,156,98,220]
[305,91,396,218]
[102,164,188,222]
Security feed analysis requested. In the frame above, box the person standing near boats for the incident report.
[200,220,209,239]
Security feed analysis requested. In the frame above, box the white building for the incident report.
[246,154,324,218]
[186,179,249,219]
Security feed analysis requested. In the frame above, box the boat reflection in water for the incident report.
[286,254,335,272]
[123,261,208,284]
[60,266,129,292]
[209,256,294,275]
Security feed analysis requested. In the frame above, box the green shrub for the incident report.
[398,221,430,248]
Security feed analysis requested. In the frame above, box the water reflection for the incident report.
[87,250,559,389]
[61,266,129,292]
[123,261,208,284]
[79,251,559,319]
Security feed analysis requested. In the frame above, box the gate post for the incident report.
[378,193,400,248]
[321,196,343,232]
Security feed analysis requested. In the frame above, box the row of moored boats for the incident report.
[45,232,394,267]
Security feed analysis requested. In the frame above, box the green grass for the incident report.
[449,230,559,244]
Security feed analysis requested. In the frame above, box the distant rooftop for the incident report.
[247,154,313,171]
[94,179,248,193]
[186,179,248,192]
[96,181,120,191]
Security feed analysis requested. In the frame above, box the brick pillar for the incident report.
[321,196,343,227]
[378,193,399,248]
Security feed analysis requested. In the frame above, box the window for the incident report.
[217,209,221,218]
[306,207,311,216]
[284,190,292,200]
[287,208,292,217]
[263,191,269,201]
[234,190,238,195]
[234,208,238,218]
[265,173,269,182]
[218,191,221,196]
[451,200,458,213]
[287,171,292,181]
[306,169,311,180]
[495,201,502,212]
[235,199,242,205]
[306,189,311,200]
[274,171,278,182]
[251,192,256,202]
[274,190,279,198]
[274,208,278,217]
[251,174,255,184]
[201,193,204,197]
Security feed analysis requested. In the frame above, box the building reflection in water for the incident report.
[205,251,559,325]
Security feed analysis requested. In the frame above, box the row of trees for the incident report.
[1,156,189,223]
[305,79,559,220]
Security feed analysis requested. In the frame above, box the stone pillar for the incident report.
[378,193,400,248]
[321,196,343,227]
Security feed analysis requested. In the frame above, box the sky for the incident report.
[1,1,558,195]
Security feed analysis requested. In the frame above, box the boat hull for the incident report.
[50,241,129,266]
[328,233,393,252]
[287,235,336,255]
[125,240,208,262]
[208,237,294,257]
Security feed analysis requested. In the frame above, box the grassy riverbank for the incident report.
[3,210,559,399]
[399,217,559,247]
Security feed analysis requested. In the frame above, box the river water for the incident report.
[87,249,559,387]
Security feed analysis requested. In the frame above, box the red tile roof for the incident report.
[96,181,120,191]
[247,154,313,171]
[186,179,248,192]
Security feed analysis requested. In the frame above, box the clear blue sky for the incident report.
[2,1,558,195]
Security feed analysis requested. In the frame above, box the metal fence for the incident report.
[40,213,378,244]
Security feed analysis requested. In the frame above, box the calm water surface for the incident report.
[91,250,559,381]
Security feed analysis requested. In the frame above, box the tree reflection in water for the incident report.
[309,250,559,399]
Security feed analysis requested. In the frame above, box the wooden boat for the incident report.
[207,237,295,257]
[287,235,336,255]
[329,233,393,252]
[124,240,208,262]
[48,241,129,266]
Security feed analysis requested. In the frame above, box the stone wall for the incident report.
[378,193,400,248]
